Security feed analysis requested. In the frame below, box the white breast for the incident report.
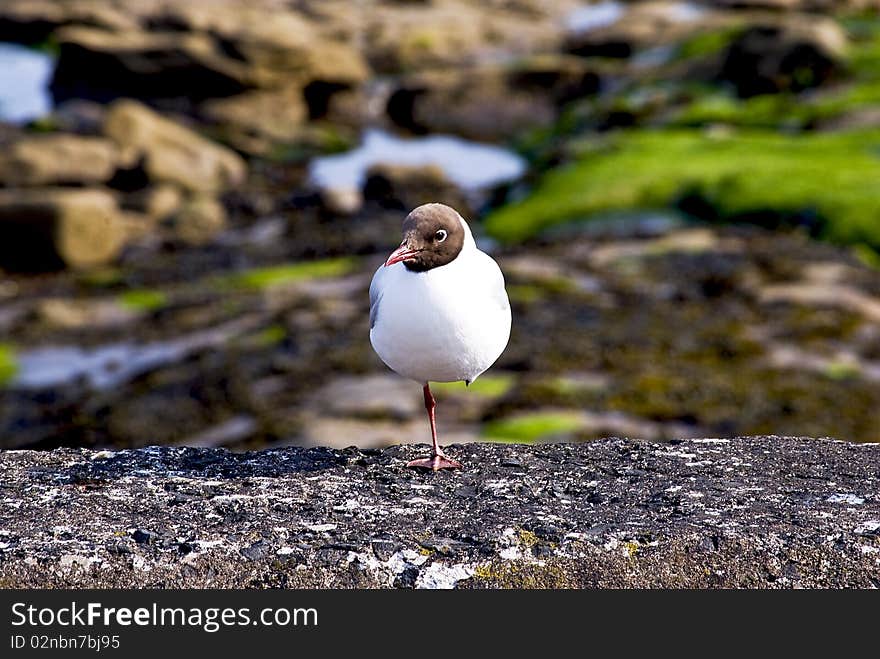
[370,245,511,384]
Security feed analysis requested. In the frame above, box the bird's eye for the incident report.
[435,229,447,242]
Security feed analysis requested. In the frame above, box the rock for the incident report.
[168,194,228,246]
[387,57,599,141]
[48,8,367,104]
[367,13,488,73]
[565,0,722,59]
[0,187,125,270]
[200,87,308,145]
[387,72,552,141]
[309,374,423,421]
[179,416,259,449]
[105,392,216,449]
[0,134,118,186]
[505,54,603,106]
[587,229,727,267]
[718,18,847,97]
[37,298,140,331]
[132,529,155,545]
[157,4,369,86]
[294,39,371,91]
[758,282,880,324]
[0,0,139,44]
[363,0,567,74]
[103,100,247,194]
[117,209,157,242]
[121,183,183,223]
[240,541,268,562]
[0,437,877,588]
[304,83,368,125]
[817,107,880,132]
[50,99,107,135]
[294,415,481,450]
[51,27,254,103]
[363,163,470,215]
[319,186,364,216]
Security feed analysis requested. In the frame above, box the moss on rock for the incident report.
[481,410,586,443]
[225,257,359,290]
[0,344,17,386]
[117,288,168,312]
[484,128,880,248]
[431,374,515,399]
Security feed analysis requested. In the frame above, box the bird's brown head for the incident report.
[384,203,466,272]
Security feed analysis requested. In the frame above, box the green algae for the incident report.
[484,128,880,248]
[226,257,358,290]
[0,344,18,386]
[853,244,880,269]
[676,28,742,61]
[431,374,515,398]
[506,284,545,304]
[253,324,288,347]
[481,411,585,443]
[669,15,880,131]
[76,267,125,289]
[543,374,607,396]
[671,78,880,130]
[488,15,880,252]
[118,289,168,312]
[823,361,862,381]
[673,89,809,129]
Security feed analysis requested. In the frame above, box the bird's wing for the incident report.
[481,252,510,312]
[369,264,385,329]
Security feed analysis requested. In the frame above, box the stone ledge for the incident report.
[0,436,878,588]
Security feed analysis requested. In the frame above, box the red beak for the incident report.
[384,244,420,267]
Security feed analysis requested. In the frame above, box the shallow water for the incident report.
[11,317,259,391]
[308,128,527,192]
[13,343,189,390]
[0,43,53,124]
[668,2,707,23]
[565,1,624,33]
[566,0,705,34]
[632,45,676,70]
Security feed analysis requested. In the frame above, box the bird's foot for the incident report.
[406,453,462,471]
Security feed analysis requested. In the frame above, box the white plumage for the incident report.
[369,213,511,385]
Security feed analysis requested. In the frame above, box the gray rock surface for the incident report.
[1,436,878,588]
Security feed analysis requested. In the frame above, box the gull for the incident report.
[369,203,511,470]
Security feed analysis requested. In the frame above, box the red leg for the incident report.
[424,383,439,455]
[406,383,462,471]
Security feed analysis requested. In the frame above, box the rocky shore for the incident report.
[0,437,878,588]
[1,1,880,452]
[2,0,872,268]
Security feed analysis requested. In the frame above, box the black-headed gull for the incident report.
[369,203,511,470]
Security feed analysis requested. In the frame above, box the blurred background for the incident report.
[1,0,879,452]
